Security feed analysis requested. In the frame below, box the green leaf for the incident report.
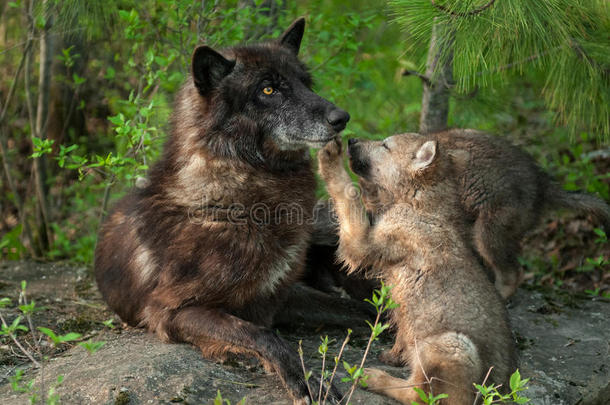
[105,66,116,80]
[78,339,106,354]
[473,383,488,396]
[510,370,521,391]
[0,298,11,308]
[59,332,82,343]
[18,301,37,315]
[38,327,60,344]
[30,137,54,158]
[431,393,449,402]
[10,316,23,331]
[413,387,429,403]
[72,73,86,86]
[102,319,115,329]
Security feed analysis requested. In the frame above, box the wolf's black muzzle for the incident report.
[327,108,350,132]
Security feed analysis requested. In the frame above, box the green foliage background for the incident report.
[0,0,608,265]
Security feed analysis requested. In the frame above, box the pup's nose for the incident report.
[327,108,350,132]
[348,138,359,146]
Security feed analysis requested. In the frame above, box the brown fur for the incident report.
[345,130,610,298]
[436,129,609,298]
[95,18,348,403]
[318,136,516,404]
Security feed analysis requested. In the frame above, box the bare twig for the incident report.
[318,346,326,403]
[323,332,350,404]
[298,340,315,401]
[98,174,116,226]
[58,87,80,144]
[0,366,17,384]
[0,313,41,368]
[473,366,494,405]
[431,0,497,17]
[368,376,462,392]
[402,69,432,86]
[0,27,87,56]
[341,312,382,404]
[19,288,45,403]
[414,338,431,389]
[0,39,36,252]
[0,47,29,123]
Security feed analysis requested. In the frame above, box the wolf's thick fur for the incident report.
[94,19,349,403]
[434,129,610,298]
[349,130,610,298]
[318,136,516,404]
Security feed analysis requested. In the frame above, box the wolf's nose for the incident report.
[348,138,358,146]
[327,108,350,132]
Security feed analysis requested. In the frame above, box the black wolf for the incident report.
[94,18,348,403]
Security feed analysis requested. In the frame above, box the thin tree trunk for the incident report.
[419,18,455,134]
[0,39,37,255]
[32,0,54,250]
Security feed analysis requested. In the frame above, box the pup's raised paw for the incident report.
[318,136,342,165]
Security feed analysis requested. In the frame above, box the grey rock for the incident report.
[0,328,398,405]
[0,263,608,405]
[508,289,610,405]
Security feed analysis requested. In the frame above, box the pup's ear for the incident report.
[192,46,235,95]
[279,17,305,55]
[412,140,437,171]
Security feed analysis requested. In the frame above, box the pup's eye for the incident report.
[382,142,390,151]
[262,87,274,95]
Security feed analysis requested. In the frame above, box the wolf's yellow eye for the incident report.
[262,87,274,95]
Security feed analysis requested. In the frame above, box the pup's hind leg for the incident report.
[473,211,524,299]
[365,366,429,404]
[366,333,481,405]
[379,340,406,367]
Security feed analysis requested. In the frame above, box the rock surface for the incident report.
[0,262,608,404]
[507,289,610,405]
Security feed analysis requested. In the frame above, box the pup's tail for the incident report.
[545,184,610,230]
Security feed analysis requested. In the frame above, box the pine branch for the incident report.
[477,47,560,76]
[430,0,497,17]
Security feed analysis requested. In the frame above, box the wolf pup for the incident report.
[318,137,516,404]
[95,19,348,404]
[404,130,609,298]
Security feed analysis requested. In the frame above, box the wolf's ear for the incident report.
[412,140,437,171]
[192,46,236,95]
[279,17,305,55]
